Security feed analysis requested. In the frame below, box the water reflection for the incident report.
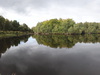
[0,35,30,56]
[33,34,100,48]
[0,34,100,75]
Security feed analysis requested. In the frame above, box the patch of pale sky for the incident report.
[0,0,100,28]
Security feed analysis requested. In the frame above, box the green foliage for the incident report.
[32,34,100,48]
[11,20,20,31]
[0,15,31,32]
[19,23,30,31]
[32,18,100,34]
[0,16,5,30]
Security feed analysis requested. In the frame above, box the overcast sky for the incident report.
[0,0,100,28]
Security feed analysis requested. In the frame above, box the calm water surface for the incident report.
[0,35,100,75]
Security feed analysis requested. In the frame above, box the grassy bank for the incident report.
[0,31,34,38]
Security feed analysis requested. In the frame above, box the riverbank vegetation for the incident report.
[32,18,100,34]
[0,15,32,36]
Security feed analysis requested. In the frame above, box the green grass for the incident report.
[0,31,33,38]
[0,34,16,38]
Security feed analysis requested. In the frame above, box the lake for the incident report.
[0,34,100,75]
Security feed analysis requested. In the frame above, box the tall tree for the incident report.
[0,16,5,30]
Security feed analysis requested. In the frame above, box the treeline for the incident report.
[33,34,100,48]
[0,15,31,32]
[32,18,100,34]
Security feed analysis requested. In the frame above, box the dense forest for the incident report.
[33,34,100,48]
[32,18,100,34]
[0,15,31,32]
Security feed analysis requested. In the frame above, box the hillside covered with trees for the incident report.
[0,15,31,32]
[32,18,100,34]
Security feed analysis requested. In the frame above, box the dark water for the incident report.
[0,34,100,75]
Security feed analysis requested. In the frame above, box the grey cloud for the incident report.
[0,44,100,75]
[0,0,100,27]
[0,0,93,12]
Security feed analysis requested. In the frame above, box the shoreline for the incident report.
[33,33,100,35]
[0,32,34,38]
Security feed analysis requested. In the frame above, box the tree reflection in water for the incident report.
[33,34,100,48]
[0,34,100,75]
[0,35,30,57]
